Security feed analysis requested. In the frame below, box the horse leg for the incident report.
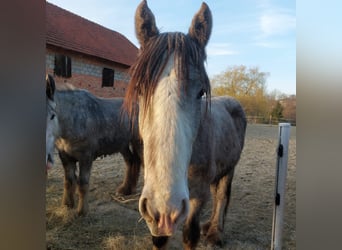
[201,184,217,235]
[77,156,93,216]
[59,152,77,208]
[203,169,235,246]
[183,174,210,250]
[152,236,169,250]
[116,145,140,195]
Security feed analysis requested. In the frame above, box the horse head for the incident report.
[125,0,212,236]
[46,74,58,170]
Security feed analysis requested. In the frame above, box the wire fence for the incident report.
[246,116,296,126]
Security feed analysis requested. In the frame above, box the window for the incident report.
[54,54,71,77]
[102,68,114,87]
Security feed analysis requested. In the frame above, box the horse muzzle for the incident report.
[139,197,189,236]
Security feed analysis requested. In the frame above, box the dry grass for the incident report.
[46,124,296,249]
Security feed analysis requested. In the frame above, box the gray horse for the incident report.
[124,1,247,249]
[46,75,142,215]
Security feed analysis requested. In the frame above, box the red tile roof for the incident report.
[46,2,138,67]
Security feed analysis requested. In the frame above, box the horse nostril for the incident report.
[140,198,157,223]
[140,198,148,216]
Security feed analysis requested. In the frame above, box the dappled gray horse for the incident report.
[124,1,246,249]
[46,75,141,216]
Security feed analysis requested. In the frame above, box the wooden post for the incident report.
[271,123,291,250]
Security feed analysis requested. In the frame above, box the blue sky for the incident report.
[47,0,296,95]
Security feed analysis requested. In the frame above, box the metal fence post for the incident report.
[271,123,291,250]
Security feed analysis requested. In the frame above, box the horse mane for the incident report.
[124,32,211,121]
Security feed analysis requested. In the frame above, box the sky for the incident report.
[47,0,296,95]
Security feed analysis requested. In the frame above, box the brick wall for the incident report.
[46,46,131,98]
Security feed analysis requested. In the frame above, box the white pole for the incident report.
[271,123,291,250]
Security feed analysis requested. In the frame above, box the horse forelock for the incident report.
[124,32,211,122]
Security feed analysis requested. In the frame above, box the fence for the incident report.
[246,116,296,126]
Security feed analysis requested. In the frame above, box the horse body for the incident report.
[55,89,133,159]
[46,77,141,215]
[125,1,246,249]
[191,96,246,176]
[188,96,246,245]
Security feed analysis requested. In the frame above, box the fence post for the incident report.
[271,123,291,250]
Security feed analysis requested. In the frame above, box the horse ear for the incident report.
[135,0,159,48]
[46,74,55,101]
[188,2,212,48]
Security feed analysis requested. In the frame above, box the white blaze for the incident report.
[139,54,193,216]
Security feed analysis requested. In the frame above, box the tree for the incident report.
[211,65,297,125]
[270,101,284,123]
[279,95,296,125]
[212,65,269,97]
[212,65,270,119]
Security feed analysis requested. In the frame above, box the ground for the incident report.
[46,124,296,249]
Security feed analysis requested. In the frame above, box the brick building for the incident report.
[46,2,138,98]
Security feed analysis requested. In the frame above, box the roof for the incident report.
[46,2,138,67]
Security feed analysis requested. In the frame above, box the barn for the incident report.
[46,2,138,98]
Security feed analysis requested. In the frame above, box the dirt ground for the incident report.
[46,124,296,250]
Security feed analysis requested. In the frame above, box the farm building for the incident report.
[46,2,138,98]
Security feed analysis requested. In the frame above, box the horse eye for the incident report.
[197,89,205,99]
[50,114,55,120]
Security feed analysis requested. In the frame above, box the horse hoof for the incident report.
[116,185,132,196]
[77,208,88,216]
[205,231,224,247]
[201,221,211,236]
[77,204,89,216]
[62,200,75,209]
